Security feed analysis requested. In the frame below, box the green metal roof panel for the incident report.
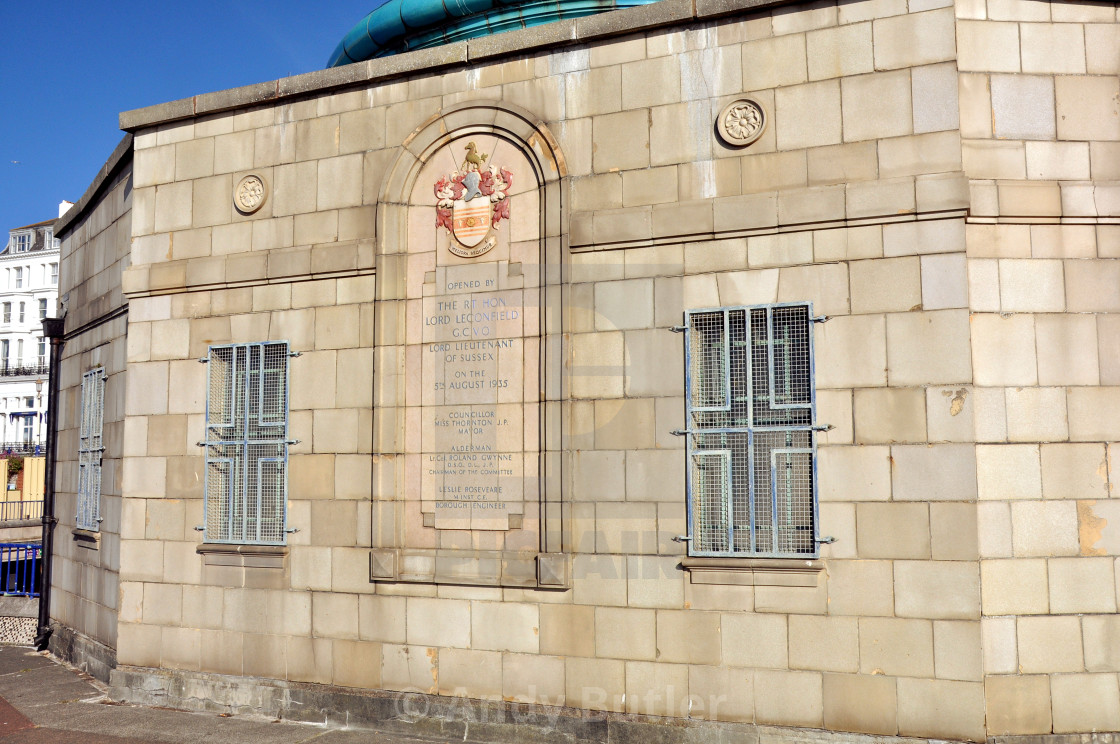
[327,0,664,66]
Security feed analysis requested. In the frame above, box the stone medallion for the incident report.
[717,98,767,147]
[234,174,268,214]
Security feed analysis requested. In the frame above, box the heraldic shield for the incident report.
[435,142,513,258]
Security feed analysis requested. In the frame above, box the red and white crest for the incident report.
[434,142,513,258]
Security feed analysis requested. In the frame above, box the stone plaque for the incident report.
[414,136,539,531]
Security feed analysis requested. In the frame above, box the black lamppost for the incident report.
[34,318,63,650]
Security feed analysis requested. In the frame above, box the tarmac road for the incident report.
[0,646,454,744]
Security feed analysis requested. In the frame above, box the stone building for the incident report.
[48,0,1120,740]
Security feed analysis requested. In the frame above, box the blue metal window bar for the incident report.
[682,303,820,558]
[202,342,292,545]
[0,543,41,597]
[76,368,106,532]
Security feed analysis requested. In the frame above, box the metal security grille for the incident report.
[76,368,106,531]
[684,303,818,557]
[203,342,290,544]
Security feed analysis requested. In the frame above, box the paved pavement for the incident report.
[0,646,453,743]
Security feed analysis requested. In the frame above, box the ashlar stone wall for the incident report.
[52,146,133,665]
[48,0,1120,740]
[956,0,1120,734]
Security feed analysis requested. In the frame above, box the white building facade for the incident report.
[0,209,63,454]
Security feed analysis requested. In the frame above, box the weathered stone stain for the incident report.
[1078,500,1108,556]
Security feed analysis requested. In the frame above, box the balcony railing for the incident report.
[0,363,48,378]
[0,544,40,597]
[0,442,43,456]
[0,501,41,523]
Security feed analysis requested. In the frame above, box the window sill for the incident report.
[196,543,288,569]
[681,557,822,587]
[72,529,100,550]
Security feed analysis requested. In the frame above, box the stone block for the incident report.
[981,558,1050,615]
[565,657,625,712]
[957,21,1021,73]
[788,615,858,672]
[822,673,896,735]
[1005,387,1069,443]
[1026,141,1091,180]
[999,259,1064,312]
[332,640,381,690]
[933,620,981,682]
[970,313,1037,386]
[1018,615,1085,672]
[849,257,920,314]
[776,261,850,316]
[883,218,965,257]
[872,8,955,70]
[754,670,823,728]
[721,612,788,668]
[926,386,976,443]
[930,503,979,561]
[1012,500,1080,557]
[624,660,688,717]
[655,609,720,665]
[595,607,655,660]
[817,445,891,502]
[958,73,992,138]
[775,80,842,150]
[894,560,980,620]
[977,444,1042,501]
[990,73,1056,139]
[841,69,913,142]
[627,556,685,608]
[828,560,894,616]
[920,253,967,310]
[471,602,539,653]
[1036,314,1099,386]
[565,66,621,119]
[806,23,873,80]
[620,56,680,110]
[898,679,985,740]
[855,503,931,559]
[540,604,595,657]
[592,110,650,173]
[1049,557,1116,614]
[1052,673,1120,733]
[1083,615,1120,672]
[986,675,1053,735]
[912,62,960,134]
[1041,443,1108,502]
[406,597,470,648]
[743,33,808,91]
[689,665,753,722]
[1065,259,1120,313]
[438,647,501,698]
[595,278,653,330]
[1056,75,1120,141]
[859,617,934,677]
[983,616,1019,675]
[853,388,926,443]
[886,310,971,386]
[807,142,878,186]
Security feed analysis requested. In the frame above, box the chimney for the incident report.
[58,201,74,219]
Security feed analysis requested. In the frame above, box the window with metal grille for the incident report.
[203,342,291,545]
[683,303,819,558]
[76,368,106,532]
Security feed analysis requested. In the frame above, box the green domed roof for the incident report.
[327,0,663,66]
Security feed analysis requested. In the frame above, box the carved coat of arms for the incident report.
[434,142,513,258]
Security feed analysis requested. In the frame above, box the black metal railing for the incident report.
[0,544,40,597]
[0,363,48,378]
[0,443,43,456]
[0,501,41,522]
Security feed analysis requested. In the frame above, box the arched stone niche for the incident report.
[369,101,569,588]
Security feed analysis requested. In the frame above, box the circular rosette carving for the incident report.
[717,98,767,147]
[234,174,268,214]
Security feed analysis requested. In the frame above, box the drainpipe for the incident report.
[35,317,65,651]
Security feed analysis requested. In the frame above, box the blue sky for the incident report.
[0,2,377,232]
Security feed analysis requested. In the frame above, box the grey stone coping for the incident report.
[54,133,132,239]
[118,0,796,133]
